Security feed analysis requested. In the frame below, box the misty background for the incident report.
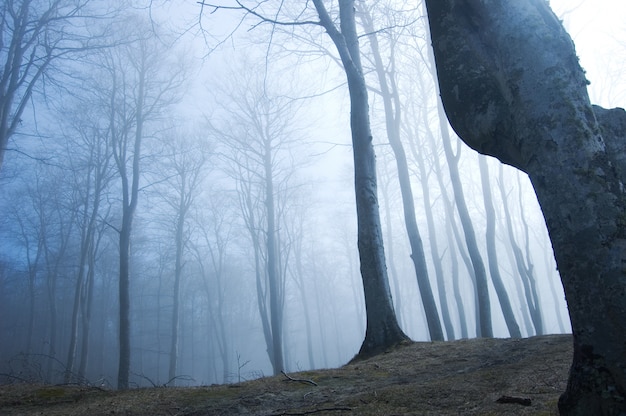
[0,0,623,388]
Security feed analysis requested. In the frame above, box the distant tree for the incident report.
[496,165,543,336]
[436,102,492,338]
[478,155,521,338]
[208,65,303,375]
[156,130,208,384]
[63,89,115,383]
[0,0,109,170]
[425,0,626,412]
[102,21,184,389]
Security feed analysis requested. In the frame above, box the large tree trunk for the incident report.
[424,0,626,413]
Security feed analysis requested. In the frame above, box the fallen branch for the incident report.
[496,395,532,406]
[269,406,352,415]
[281,371,318,387]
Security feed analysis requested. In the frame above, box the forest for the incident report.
[0,0,624,414]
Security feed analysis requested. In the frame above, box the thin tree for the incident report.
[158,132,208,384]
[208,65,302,375]
[437,103,493,338]
[478,155,521,338]
[497,165,543,335]
[357,3,443,341]
[0,0,109,170]
[105,25,184,389]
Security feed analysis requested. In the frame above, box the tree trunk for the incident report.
[168,200,186,384]
[437,102,493,338]
[117,214,132,390]
[478,156,521,338]
[415,105,469,339]
[263,140,284,375]
[424,0,626,413]
[359,5,443,342]
[403,111,455,340]
[497,165,544,335]
[313,0,408,359]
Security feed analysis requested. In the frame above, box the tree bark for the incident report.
[424,0,626,413]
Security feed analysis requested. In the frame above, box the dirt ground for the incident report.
[0,334,572,415]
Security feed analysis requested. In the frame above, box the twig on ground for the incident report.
[281,371,318,386]
[269,406,352,415]
[496,395,532,406]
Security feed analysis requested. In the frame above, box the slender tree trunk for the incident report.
[116,73,144,390]
[263,140,284,375]
[292,237,316,370]
[313,0,408,359]
[77,248,96,379]
[497,165,543,335]
[437,102,493,338]
[478,156,521,338]
[405,119,455,340]
[379,167,405,329]
[359,5,443,341]
[117,217,131,389]
[413,107,469,339]
[516,172,544,334]
[168,203,186,384]
[425,0,626,412]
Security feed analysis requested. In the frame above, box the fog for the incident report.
[0,0,622,388]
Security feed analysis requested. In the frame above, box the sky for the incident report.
[550,0,626,107]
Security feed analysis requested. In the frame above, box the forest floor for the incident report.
[0,334,571,415]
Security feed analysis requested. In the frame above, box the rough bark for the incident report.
[313,0,408,358]
[424,0,626,413]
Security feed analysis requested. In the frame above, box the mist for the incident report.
[0,0,622,390]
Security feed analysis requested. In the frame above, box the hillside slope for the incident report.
[0,334,572,415]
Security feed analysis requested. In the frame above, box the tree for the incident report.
[208,64,302,375]
[201,0,408,358]
[158,131,208,384]
[478,155,521,338]
[357,2,443,342]
[104,24,184,389]
[0,0,106,170]
[437,102,493,338]
[63,89,114,383]
[424,0,626,413]
[497,164,543,336]
[312,0,409,358]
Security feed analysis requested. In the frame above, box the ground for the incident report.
[0,334,571,415]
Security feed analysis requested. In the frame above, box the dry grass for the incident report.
[0,334,572,415]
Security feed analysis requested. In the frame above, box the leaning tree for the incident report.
[424,0,626,414]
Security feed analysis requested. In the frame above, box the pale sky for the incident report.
[550,0,626,107]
